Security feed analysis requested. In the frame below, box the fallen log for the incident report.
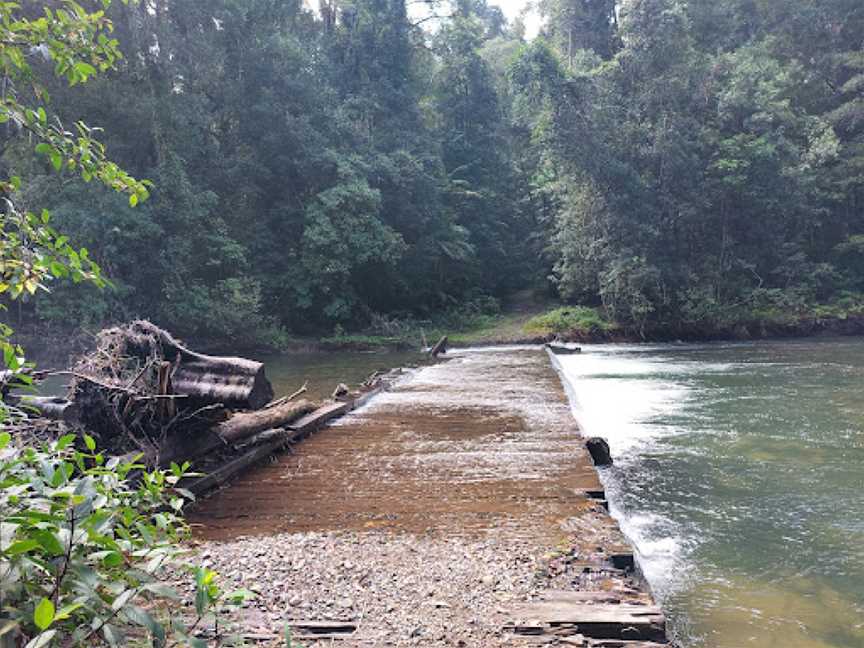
[545,343,582,354]
[213,399,314,444]
[429,335,448,358]
[76,320,274,412]
[187,429,290,494]
[18,396,81,425]
[129,321,274,410]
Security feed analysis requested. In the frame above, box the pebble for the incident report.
[177,529,643,647]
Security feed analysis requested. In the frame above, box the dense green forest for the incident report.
[5,0,864,345]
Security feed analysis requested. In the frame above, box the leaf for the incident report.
[34,530,65,556]
[0,620,19,637]
[33,598,55,631]
[24,629,56,648]
[53,603,83,622]
[0,431,9,449]
[102,624,122,647]
[102,551,123,567]
[123,605,165,646]
[194,588,207,616]
[4,539,40,555]
[83,435,96,452]
[142,582,181,600]
[129,193,138,207]
[111,588,134,612]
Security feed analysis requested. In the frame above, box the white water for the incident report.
[552,340,864,648]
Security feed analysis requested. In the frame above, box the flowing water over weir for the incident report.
[189,347,669,646]
[192,348,603,540]
[555,339,864,648]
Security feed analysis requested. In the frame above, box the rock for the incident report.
[332,383,350,398]
[585,437,613,466]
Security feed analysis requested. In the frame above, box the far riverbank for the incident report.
[13,294,864,367]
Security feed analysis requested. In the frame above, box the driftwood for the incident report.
[123,321,274,410]
[546,343,582,355]
[214,399,314,444]
[18,396,81,425]
[63,320,275,457]
[429,335,448,358]
[14,320,402,497]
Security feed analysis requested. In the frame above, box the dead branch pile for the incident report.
[43,320,306,467]
[3,320,406,495]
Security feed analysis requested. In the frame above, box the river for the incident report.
[554,338,864,648]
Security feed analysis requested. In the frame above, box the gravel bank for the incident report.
[192,530,549,647]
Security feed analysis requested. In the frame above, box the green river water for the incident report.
[554,338,864,648]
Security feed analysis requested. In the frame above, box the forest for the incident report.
[4,0,864,345]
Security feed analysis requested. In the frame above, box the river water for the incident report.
[554,338,864,648]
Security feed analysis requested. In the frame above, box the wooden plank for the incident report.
[286,620,356,636]
[507,602,665,642]
[538,591,625,604]
[351,384,384,410]
[588,642,668,648]
[188,430,289,494]
[287,401,352,433]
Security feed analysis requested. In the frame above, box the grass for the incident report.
[523,306,616,337]
[314,293,864,352]
[317,298,622,351]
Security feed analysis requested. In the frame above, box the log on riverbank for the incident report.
[19,396,81,425]
[214,400,314,443]
[3,321,406,498]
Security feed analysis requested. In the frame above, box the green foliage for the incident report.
[511,0,864,334]
[8,0,537,341]
[525,306,614,336]
[0,436,248,646]
[0,4,251,647]
[5,0,864,342]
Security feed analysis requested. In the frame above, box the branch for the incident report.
[409,13,454,27]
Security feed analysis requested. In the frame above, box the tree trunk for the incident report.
[429,335,448,358]
[127,321,275,410]
[19,396,81,425]
[213,399,314,444]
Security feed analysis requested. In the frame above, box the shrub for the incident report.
[0,433,248,647]
[524,306,613,336]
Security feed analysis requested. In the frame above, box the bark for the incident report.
[429,335,448,358]
[213,399,314,444]
[123,320,275,410]
[18,396,81,425]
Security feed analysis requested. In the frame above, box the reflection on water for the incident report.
[257,350,427,401]
[190,348,602,542]
[555,338,864,648]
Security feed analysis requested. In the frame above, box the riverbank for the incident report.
[18,294,864,365]
[183,347,668,646]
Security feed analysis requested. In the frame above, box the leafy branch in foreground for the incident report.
[0,434,251,646]
[0,2,250,645]
[0,0,151,203]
